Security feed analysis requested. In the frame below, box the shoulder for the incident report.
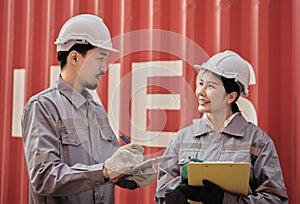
[23,85,60,113]
[247,122,272,141]
[246,122,278,153]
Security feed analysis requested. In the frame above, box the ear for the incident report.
[226,92,238,104]
[68,51,80,65]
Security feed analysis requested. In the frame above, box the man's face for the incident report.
[77,48,109,90]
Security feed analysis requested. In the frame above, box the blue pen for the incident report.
[120,134,131,144]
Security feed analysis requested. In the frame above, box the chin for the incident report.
[198,106,209,113]
[86,83,98,90]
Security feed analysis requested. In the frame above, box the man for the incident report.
[21,14,155,204]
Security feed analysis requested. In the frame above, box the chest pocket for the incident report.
[58,118,89,145]
[60,126,88,146]
[59,126,90,165]
[96,118,115,142]
[99,124,115,142]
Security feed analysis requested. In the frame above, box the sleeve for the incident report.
[21,100,109,196]
[223,134,288,204]
[155,134,185,203]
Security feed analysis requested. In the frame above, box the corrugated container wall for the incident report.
[0,0,299,203]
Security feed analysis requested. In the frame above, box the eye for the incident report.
[208,84,215,89]
[97,57,106,64]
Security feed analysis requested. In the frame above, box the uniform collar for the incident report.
[56,76,93,109]
[191,119,214,137]
[222,112,249,137]
[192,112,249,137]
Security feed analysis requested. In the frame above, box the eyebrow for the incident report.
[200,79,220,85]
[101,52,108,57]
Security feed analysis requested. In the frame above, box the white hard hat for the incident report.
[55,14,119,52]
[194,50,250,96]
[245,60,256,85]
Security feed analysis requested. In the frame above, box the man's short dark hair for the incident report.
[57,43,95,69]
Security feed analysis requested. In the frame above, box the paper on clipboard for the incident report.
[110,155,175,183]
[129,155,175,173]
[187,162,250,196]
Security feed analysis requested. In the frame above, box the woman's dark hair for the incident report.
[57,43,95,68]
[220,76,242,113]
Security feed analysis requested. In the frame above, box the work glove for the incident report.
[115,167,156,190]
[115,179,138,190]
[180,179,224,204]
[104,144,144,180]
[181,158,203,184]
[126,166,156,187]
[165,187,189,204]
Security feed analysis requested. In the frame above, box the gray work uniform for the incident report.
[155,113,288,203]
[21,77,119,204]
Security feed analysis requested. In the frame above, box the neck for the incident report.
[207,108,233,132]
[61,69,83,92]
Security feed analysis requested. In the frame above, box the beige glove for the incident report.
[104,144,144,180]
[126,167,156,187]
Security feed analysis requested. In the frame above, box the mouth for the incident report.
[96,72,104,79]
[198,99,210,105]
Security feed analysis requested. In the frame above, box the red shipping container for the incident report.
[0,0,299,203]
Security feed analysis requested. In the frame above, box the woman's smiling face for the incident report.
[195,70,227,115]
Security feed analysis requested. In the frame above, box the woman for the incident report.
[155,50,288,203]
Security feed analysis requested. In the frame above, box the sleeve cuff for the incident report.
[223,192,239,204]
[87,163,106,187]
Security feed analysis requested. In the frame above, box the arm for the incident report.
[155,136,186,203]
[22,100,108,196]
[223,135,288,203]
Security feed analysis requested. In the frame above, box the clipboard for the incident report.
[110,155,175,183]
[187,162,250,196]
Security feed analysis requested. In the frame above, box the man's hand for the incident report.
[115,167,156,190]
[104,144,144,180]
[127,167,156,187]
[180,179,224,204]
[115,179,138,190]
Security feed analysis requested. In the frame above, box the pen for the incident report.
[120,134,131,144]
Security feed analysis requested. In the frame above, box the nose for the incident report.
[100,64,107,72]
[195,84,206,97]
[100,60,107,72]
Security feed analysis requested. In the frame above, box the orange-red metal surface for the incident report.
[0,0,299,203]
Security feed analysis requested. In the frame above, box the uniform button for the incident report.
[95,181,100,185]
